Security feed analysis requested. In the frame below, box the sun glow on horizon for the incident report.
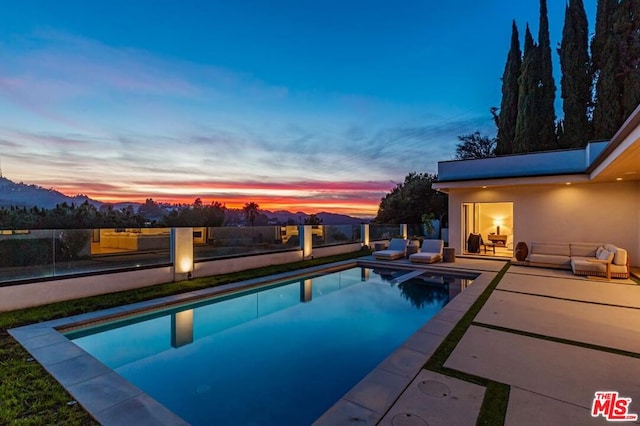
[37,179,389,218]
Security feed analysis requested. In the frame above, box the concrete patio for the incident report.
[317,258,640,425]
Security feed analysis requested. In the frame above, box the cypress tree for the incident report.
[537,0,558,150]
[614,0,640,121]
[556,119,566,146]
[558,0,592,148]
[592,0,622,139]
[496,21,521,155]
[513,25,539,153]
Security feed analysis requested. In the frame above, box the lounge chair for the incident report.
[373,238,409,260]
[409,239,444,264]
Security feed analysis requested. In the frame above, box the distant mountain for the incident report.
[0,177,103,209]
[263,210,370,225]
[0,177,371,224]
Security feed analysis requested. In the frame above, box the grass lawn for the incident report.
[0,250,368,424]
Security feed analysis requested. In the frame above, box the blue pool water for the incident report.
[68,266,473,425]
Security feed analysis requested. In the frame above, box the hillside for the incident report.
[0,177,102,209]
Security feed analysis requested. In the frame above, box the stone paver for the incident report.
[445,326,640,410]
[498,271,640,307]
[379,370,485,426]
[505,387,608,426]
[476,290,640,353]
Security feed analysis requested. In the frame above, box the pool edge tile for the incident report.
[93,393,188,426]
[313,398,381,425]
[343,368,410,415]
[66,371,143,415]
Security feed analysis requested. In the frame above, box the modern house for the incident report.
[433,104,640,268]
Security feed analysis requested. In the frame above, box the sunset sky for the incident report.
[0,1,596,217]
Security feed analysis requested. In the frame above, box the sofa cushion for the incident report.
[611,264,628,274]
[604,244,627,266]
[373,250,405,260]
[529,242,570,257]
[571,258,606,274]
[420,239,443,254]
[409,252,442,263]
[527,253,571,267]
[388,238,409,252]
[570,242,603,257]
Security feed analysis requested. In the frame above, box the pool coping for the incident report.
[9,259,493,425]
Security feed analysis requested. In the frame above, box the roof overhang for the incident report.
[588,104,640,183]
[433,173,590,193]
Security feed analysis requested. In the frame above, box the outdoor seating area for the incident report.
[521,241,630,279]
[372,238,446,264]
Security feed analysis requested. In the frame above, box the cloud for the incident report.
[0,30,291,130]
[0,29,497,216]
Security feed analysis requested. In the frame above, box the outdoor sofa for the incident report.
[373,238,409,260]
[524,241,630,279]
[409,239,444,264]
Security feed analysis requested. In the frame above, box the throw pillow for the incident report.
[597,248,613,262]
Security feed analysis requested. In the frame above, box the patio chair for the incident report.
[409,239,444,263]
[467,233,481,253]
[480,236,495,254]
[373,238,409,260]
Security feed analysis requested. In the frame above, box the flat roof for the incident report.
[434,103,640,189]
[436,141,608,183]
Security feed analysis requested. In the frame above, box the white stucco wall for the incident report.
[448,181,640,266]
[194,250,303,277]
[0,266,173,312]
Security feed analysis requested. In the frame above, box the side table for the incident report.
[443,247,455,262]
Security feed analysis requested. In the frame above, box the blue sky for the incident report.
[0,0,597,216]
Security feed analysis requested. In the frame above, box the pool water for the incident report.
[68,266,472,425]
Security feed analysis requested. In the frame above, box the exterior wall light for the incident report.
[172,228,194,276]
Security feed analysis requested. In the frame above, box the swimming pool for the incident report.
[67,266,474,425]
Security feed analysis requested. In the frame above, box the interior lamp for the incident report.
[494,219,503,235]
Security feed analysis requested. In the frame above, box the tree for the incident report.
[591,0,622,139]
[374,173,447,225]
[514,25,539,153]
[304,214,322,225]
[614,0,640,121]
[242,202,260,226]
[558,0,592,148]
[496,21,521,155]
[138,198,164,220]
[537,0,558,151]
[454,132,496,159]
[161,199,226,227]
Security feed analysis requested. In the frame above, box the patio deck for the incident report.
[318,257,640,425]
